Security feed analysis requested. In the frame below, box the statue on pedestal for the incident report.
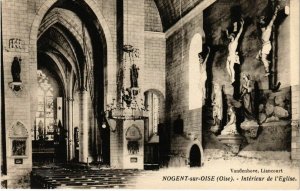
[226,19,244,84]
[256,6,279,76]
[9,57,24,94]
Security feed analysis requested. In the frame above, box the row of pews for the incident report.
[31,166,144,189]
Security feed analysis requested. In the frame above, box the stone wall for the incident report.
[2,0,33,188]
[165,6,205,167]
[144,33,166,96]
[144,0,163,32]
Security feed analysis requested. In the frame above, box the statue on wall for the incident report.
[198,46,210,99]
[256,6,279,76]
[11,57,22,82]
[130,64,139,88]
[210,82,223,133]
[240,73,256,120]
[221,107,238,135]
[226,19,244,84]
[122,88,132,107]
[9,57,25,94]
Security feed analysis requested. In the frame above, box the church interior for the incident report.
[0,0,299,189]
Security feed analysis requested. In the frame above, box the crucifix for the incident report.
[258,0,288,91]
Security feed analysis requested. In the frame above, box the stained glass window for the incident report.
[34,70,56,141]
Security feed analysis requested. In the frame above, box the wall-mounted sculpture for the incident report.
[226,19,244,84]
[106,45,148,120]
[257,2,288,91]
[122,88,132,107]
[257,6,279,76]
[11,57,22,82]
[130,64,139,88]
[9,57,24,95]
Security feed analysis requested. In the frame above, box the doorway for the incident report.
[189,144,201,167]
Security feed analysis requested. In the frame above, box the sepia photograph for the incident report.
[0,0,299,189]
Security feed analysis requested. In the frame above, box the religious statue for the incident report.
[211,82,223,133]
[256,6,279,76]
[11,57,22,82]
[130,64,139,88]
[221,107,238,135]
[38,120,44,140]
[198,46,210,99]
[226,19,244,84]
[240,73,256,120]
[122,88,132,107]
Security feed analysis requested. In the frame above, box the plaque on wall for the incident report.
[130,157,138,163]
[14,158,23,164]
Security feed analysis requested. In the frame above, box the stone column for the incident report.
[63,97,69,161]
[67,97,74,161]
[79,91,89,163]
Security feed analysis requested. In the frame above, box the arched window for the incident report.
[145,90,164,136]
[34,70,62,141]
[189,33,203,110]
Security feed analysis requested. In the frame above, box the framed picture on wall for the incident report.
[12,140,26,156]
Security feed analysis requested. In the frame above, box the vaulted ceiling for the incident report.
[154,0,204,31]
